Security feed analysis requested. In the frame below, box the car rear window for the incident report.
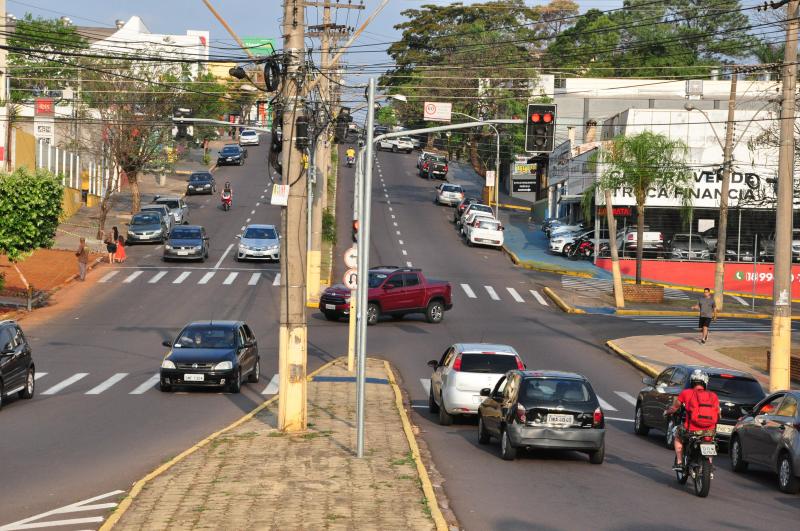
[477,220,500,230]
[442,185,462,193]
[521,378,594,403]
[708,375,764,402]
[458,353,519,373]
[131,213,160,225]
[470,204,492,214]
[158,200,180,209]
[241,131,257,136]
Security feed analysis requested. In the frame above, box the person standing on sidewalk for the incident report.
[113,226,126,263]
[75,237,89,281]
[104,232,117,264]
[692,288,717,344]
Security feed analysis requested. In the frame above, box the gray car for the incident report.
[163,225,209,262]
[236,224,280,261]
[731,390,800,493]
[668,233,710,261]
[140,204,174,232]
[152,195,189,225]
[126,212,168,244]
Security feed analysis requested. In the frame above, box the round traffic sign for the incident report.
[343,268,358,290]
[344,246,358,269]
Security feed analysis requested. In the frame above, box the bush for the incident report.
[203,153,211,166]
[0,168,63,260]
[322,208,336,244]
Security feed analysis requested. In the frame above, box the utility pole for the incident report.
[770,0,799,392]
[278,0,308,432]
[712,72,738,312]
[0,0,8,172]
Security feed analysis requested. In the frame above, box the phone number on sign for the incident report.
[733,272,800,283]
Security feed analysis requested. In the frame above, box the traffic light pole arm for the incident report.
[173,117,272,133]
[372,119,523,144]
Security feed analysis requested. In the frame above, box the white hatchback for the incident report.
[239,130,260,146]
[465,217,504,248]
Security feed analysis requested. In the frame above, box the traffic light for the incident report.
[525,104,556,153]
[334,107,352,142]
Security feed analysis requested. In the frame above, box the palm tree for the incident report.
[585,131,693,284]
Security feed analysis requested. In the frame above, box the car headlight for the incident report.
[161,359,176,369]
[165,244,173,250]
[213,361,233,370]
[552,239,563,244]
[267,245,279,251]
[239,244,250,251]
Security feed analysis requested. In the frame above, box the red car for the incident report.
[320,267,453,325]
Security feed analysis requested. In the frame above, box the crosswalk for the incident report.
[98,269,276,287]
[617,314,800,332]
[458,283,549,306]
[561,276,690,300]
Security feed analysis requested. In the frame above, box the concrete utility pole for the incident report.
[712,73,738,312]
[0,0,8,171]
[770,0,799,392]
[278,0,308,432]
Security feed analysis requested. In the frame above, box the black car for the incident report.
[477,370,606,463]
[186,172,216,195]
[721,237,757,262]
[0,320,35,410]
[453,197,480,223]
[163,225,209,262]
[126,211,168,244]
[217,145,246,166]
[159,321,260,393]
[634,365,765,447]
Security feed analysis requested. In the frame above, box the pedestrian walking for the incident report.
[113,226,127,263]
[75,237,89,281]
[105,232,117,264]
[692,288,717,344]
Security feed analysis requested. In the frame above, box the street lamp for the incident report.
[452,111,501,217]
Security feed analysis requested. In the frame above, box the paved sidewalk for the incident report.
[108,358,445,530]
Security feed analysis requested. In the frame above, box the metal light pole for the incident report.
[452,111,500,217]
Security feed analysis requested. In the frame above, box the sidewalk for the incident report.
[105,358,448,531]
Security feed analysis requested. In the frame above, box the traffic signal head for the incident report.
[334,107,352,143]
[525,104,556,153]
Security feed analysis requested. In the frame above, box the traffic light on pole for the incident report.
[525,104,556,153]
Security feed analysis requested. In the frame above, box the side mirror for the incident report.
[642,376,654,386]
[427,360,438,368]
[162,340,172,348]
[480,388,491,397]
[500,226,506,231]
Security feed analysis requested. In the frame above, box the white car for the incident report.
[465,217,504,248]
[236,224,280,261]
[427,343,524,425]
[550,229,609,255]
[461,210,495,236]
[239,130,260,146]
[435,183,465,206]
[549,223,584,238]
[378,136,413,153]
[458,203,493,228]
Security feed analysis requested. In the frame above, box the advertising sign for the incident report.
[34,98,54,117]
[423,102,452,122]
[270,184,289,206]
[485,171,496,187]
[512,179,536,193]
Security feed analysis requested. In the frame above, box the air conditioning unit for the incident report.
[686,80,703,100]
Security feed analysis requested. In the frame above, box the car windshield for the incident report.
[244,227,277,240]
[442,185,462,193]
[190,174,210,182]
[707,375,764,402]
[221,146,239,154]
[521,378,593,403]
[458,353,519,373]
[131,214,160,225]
[368,272,388,288]
[171,228,201,239]
[399,137,412,142]
[157,200,180,209]
[174,326,236,349]
[470,204,492,214]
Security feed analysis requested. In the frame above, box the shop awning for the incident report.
[558,194,584,204]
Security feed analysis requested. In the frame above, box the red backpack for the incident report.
[686,389,719,430]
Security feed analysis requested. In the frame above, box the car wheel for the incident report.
[634,404,650,435]
[366,303,379,326]
[323,311,339,322]
[778,452,800,493]
[438,396,453,426]
[589,442,605,464]
[730,435,748,472]
[247,359,260,383]
[19,368,34,399]
[159,381,172,392]
[228,369,242,394]
[664,418,676,449]
[500,428,517,460]
[428,386,439,414]
[392,146,398,153]
[478,415,491,444]
[425,300,444,324]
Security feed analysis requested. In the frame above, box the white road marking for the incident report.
[214,243,234,269]
[420,378,431,395]
[606,417,635,423]
[248,272,261,285]
[391,214,396,219]
[398,239,404,245]
[530,290,548,306]
[460,284,477,298]
[241,226,246,231]
[86,373,128,395]
[246,218,251,223]
[0,490,124,531]
[34,372,48,380]
[98,271,119,283]
[130,374,160,394]
[614,391,637,405]
[387,200,391,205]
[484,286,500,301]
[389,207,393,212]
[506,287,525,303]
[223,272,238,285]
[597,396,618,412]
[250,209,256,215]
[384,193,389,198]
[393,222,398,227]
[264,188,268,192]
[273,273,281,286]
[396,230,401,236]
[406,261,413,267]
[732,295,749,306]
[122,271,143,283]
[198,272,216,284]
[260,195,265,200]
[149,271,167,283]
[262,374,279,394]
[172,272,191,284]
[42,373,88,395]
[256,202,261,206]
[402,250,407,256]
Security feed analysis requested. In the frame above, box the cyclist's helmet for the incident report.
[690,369,709,388]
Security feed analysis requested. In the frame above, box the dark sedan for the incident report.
[453,197,480,223]
[186,172,216,195]
[477,370,606,463]
[0,320,35,409]
[634,364,765,447]
[217,145,246,166]
[730,390,800,493]
[159,321,259,393]
[126,212,168,244]
[163,225,209,262]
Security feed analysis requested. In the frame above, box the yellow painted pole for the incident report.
[347,297,356,372]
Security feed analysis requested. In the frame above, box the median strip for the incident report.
[542,286,586,314]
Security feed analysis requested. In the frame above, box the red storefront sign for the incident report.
[597,206,632,217]
[34,98,54,116]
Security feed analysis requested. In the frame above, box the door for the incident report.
[380,274,406,312]
[431,347,454,401]
[235,327,251,375]
[766,394,798,469]
[749,393,786,465]
[242,324,258,372]
[401,273,426,309]
[643,368,673,425]
[483,375,507,435]
[0,326,24,391]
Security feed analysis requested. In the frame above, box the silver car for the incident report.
[427,343,524,426]
[152,195,189,225]
[139,204,174,232]
[435,183,465,206]
[236,224,280,261]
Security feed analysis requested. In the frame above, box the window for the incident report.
[756,394,785,415]
[385,275,403,289]
[0,327,14,351]
[708,375,764,403]
[521,378,593,404]
[237,328,247,346]
[458,353,520,373]
[243,324,255,342]
[670,368,688,387]
[656,368,674,387]
[776,395,798,417]
[402,273,419,287]
[368,272,388,288]
[493,375,507,397]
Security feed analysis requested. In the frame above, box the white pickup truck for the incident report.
[617,226,665,257]
[377,136,413,153]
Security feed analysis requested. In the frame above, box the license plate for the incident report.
[325,304,336,310]
[700,443,717,456]
[177,250,189,256]
[184,374,204,382]
[546,414,573,425]
[716,424,733,435]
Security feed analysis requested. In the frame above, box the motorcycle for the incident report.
[220,191,232,211]
[566,236,595,261]
[671,411,717,498]
[346,154,355,167]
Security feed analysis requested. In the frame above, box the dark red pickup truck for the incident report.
[319,267,453,325]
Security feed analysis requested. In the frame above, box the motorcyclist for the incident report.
[345,147,355,164]
[665,369,719,471]
[221,181,232,200]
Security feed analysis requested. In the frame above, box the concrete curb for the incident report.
[615,308,800,320]
[606,340,659,378]
[501,246,594,278]
[174,163,218,176]
[99,357,341,530]
[542,286,586,314]
[384,360,449,531]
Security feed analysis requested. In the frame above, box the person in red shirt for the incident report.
[665,369,719,471]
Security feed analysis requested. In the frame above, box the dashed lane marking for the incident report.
[614,391,637,405]
[34,372,47,380]
[250,209,256,215]
[172,272,191,284]
[506,287,525,303]
[86,373,128,395]
[273,273,281,286]
[98,271,119,283]
[396,231,401,236]
[402,250,407,255]
[597,396,618,412]
[129,374,160,395]
[460,284,477,298]
[42,373,89,395]
[248,272,261,285]
[223,272,239,285]
[484,286,500,301]
[530,290,548,306]
[149,271,167,283]
[398,239,404,245]
[198,272,216,284]
[262,374,279,394]
[122,271,143,283]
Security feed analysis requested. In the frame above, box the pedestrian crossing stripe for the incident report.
[92,269,279,287]
[561,276,690,300]
[456,283,548,305]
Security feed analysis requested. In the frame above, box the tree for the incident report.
[376,106,397,128]
[584,132,693,284]
[0,168,63,260]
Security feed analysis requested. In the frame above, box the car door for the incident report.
[235,327,251,374]
[242,324,258,372]
[749,393,786,465]
[766,394,799,468]
[482,375,507,435]
[402,273,426,310]
[0,326,23,391]
[431,347,454,401]
[643,368,674,425]
[380,274,405,312]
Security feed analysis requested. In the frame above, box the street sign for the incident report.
[34,117,54,144]
[343,268,357,290]
[423,101,452,122]
[241,37,276,55]
[344,246,357,269]
[271,184,289,206]
[485,170,496,187]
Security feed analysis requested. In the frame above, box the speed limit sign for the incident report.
[343,268,357,290]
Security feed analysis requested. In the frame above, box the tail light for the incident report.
[516,403,526,423]
[593,407,604,428]
[443,165,449,172]
[515,357,525,370]
[452,355,462,371]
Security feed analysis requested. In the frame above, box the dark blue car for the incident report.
[217,145,246,166]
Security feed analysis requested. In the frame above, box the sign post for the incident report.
[34,97,55,146]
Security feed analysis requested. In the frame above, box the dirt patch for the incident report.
[714,346,800,373]
[0,248,103,293]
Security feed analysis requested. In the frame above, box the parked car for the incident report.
[0,320,35,410]
[634,365,765,447]
[152,195,189,225]
[159,320,259,393]
[239,129,260,146]
[550,229,608,255]
[453,197,480,223]
[186,172,216,195]
[668,233,710,261]
[458,203,494,228]
[217,144,247,166]
[126,211,168,244]
[460,210,495,236]
[730,390,800,493]
[236,224,280,262]
[700,226,719,252]
[464,217,504,248]
[420,154,448,180]
[759,229,800,262]
[417,150,439,169]
[140,204,174,232]
[617,226,665,257]
[378,136,413,153]
[548,223,585,239]
[477,370,606,463]
[319,267,452,325]
[435,183,465,206]
[427,344,524,425]
[722,236,756,262]
[163,225,209,262]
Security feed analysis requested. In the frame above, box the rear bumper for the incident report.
[469,234,503,247]
[438,196,462,205]
[508,424,605,450]
[442,388,483,414]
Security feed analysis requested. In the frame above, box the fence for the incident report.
[35,140,118,196]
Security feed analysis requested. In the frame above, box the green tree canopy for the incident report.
[0,168,63,260]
